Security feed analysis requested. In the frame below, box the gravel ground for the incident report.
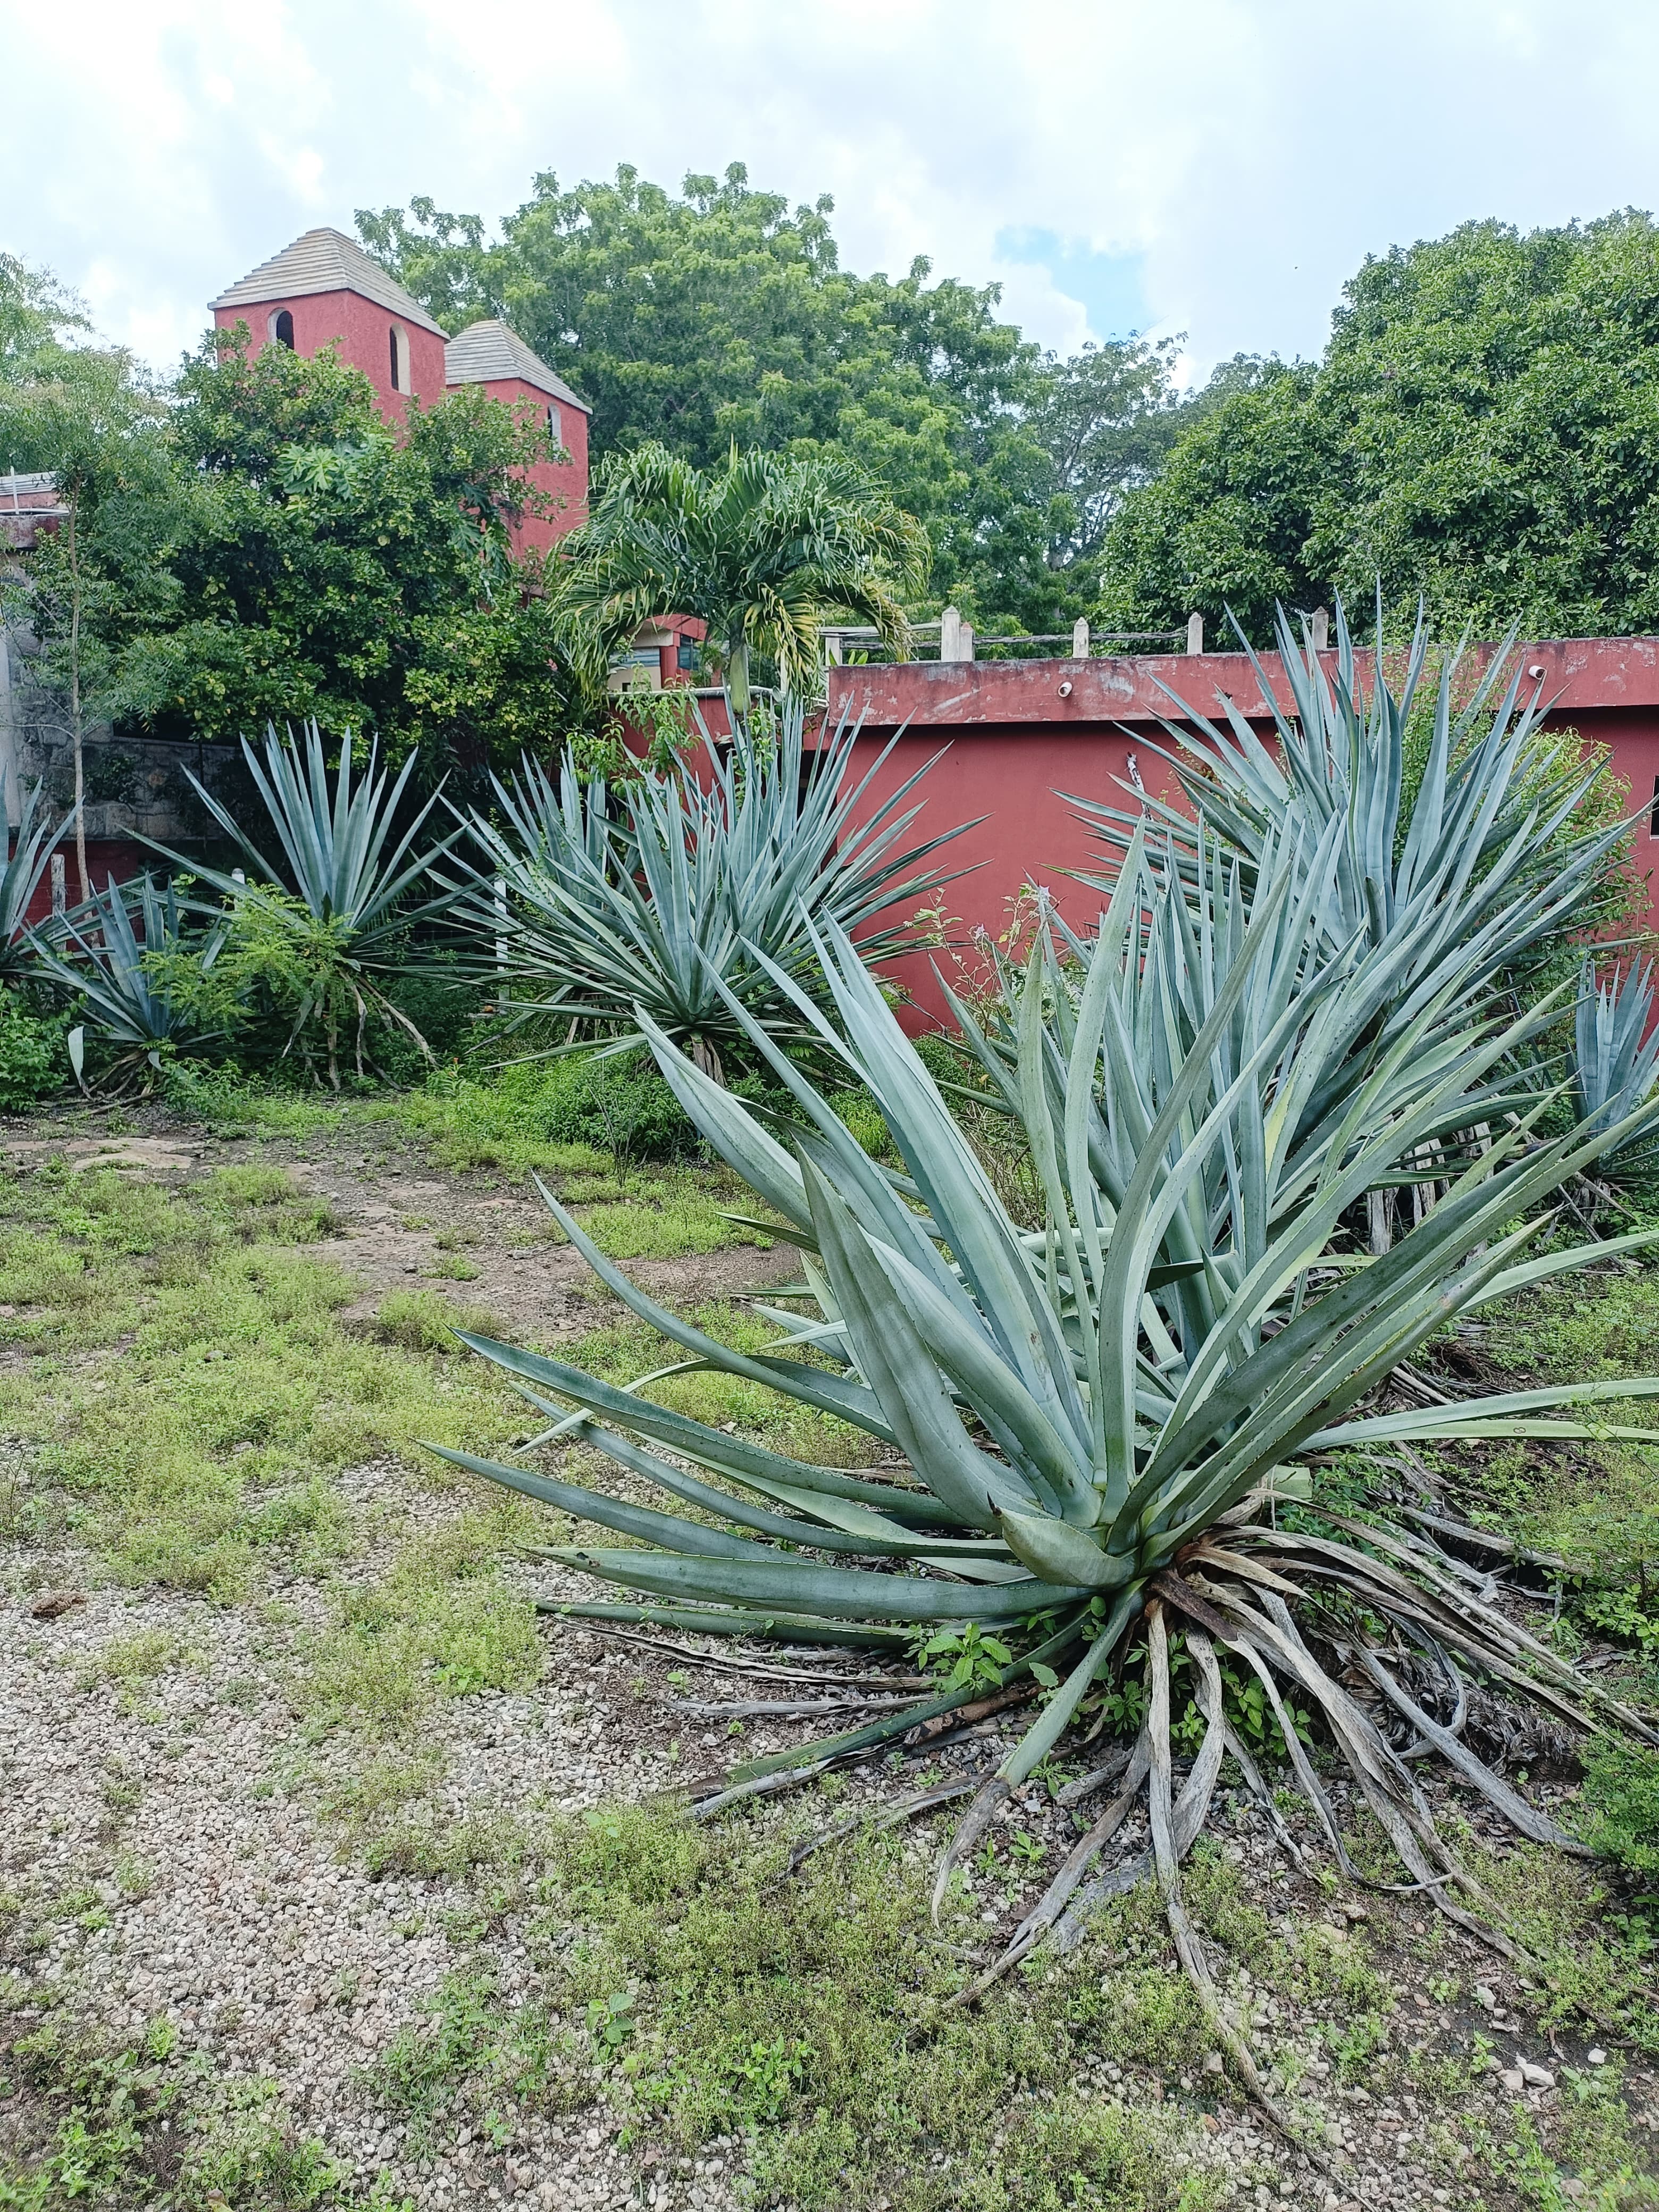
[0,1464,684,2210]
[10,1453,1652,2211]
[2,1112,1656,2209]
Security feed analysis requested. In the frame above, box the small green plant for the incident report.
[585,1990,636,2056]
[0,990,67,1108]
[1578,1737,1659,1894]
[912,1622,1012,1694]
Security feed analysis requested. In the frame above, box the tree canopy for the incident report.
[1097,211,1659,644]
[567,440,927,711]
[4,323,594,791]
[358,166,1194,633]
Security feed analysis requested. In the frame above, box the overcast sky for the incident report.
[7,0,1659,388]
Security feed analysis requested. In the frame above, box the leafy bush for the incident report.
[408,1048,803,1169]
[1579,1738,1659,1891]
[0,989,66,1108]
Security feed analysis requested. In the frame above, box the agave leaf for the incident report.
[551,1546,1086,1622]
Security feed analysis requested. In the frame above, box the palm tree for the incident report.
[564,441,927,714]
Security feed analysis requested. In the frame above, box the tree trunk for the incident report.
[727,635,750,721]
[690,1034,725,1086]
[65,490,89,906]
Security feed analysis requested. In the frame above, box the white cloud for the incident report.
[5,0,1659,388]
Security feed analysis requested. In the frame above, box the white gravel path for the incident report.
[0,1461,727,2211]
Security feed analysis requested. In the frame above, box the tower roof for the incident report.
[211,228,447,337]
[445,319,590,413]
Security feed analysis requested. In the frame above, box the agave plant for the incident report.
[146,722,462,1083]
[1074,599,1628,1042]
[435,835,1659,2119]
[1022,599,1632,1256]
[1571,957,1659,1164]
[0,779,70,982]
[30,873,226,1089]
[456,699,968,1080]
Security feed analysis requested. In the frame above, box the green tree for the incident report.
[0,252,91,404]
[566,440,927,713]
[55,327,596,790]
[0,288,171,897]
[1098,211,1659,645]
[360,170,1157,634]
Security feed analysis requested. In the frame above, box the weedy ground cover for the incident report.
[0,1154,525,1594]
[2,1096,1657,2209]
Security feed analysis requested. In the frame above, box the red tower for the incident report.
[443,320,590,551]
[210,228,591,540]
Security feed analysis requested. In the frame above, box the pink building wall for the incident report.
[468,378,590,554]
[826,640,1659,1028]
[212,291,447,422]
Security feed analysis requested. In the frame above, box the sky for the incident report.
[7,0,1659,389]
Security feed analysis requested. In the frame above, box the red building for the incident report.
[824,640,1659,1027]
[210,227,590,546]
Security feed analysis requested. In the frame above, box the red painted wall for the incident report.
[21,841,150,929]
[213,292,447,421]
[468,379,589,554]
[829,640,1659,1027]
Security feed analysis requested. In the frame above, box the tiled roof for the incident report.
[445,320,590,412]
[211,228,447,337]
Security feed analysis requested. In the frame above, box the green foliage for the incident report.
[1099,211,1659,644]
[1473,1272,1659,1662]
[567,440,926,706]
[1578,1737,1659,1890]
[0,2011,349,2208]
[299,1515,542,1731]
[460,701,962,1074]
[358,173,1211,632]
[32,873,228,1088]
[913,1621,1013,1691]
[143,723,465,1085]
[8,317,594,784]
[389,1051,700,1170]
[0,1157,521,1594]
[511,1803,1219,2211]
[0,988,67,1108]
[1473,1840,1659,2055]
[0,783,72,988]
[1572,959,1659,1167]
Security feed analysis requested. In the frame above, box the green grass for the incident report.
[0,1158,524,1596]
[371,1802,1226,2212]
[556,1304,872,1466]
[298,1513,543,1735]
[1447,1268,1659,1674]
[0,2007,386,2210]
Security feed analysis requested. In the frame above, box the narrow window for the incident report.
[389,326,403,392]
[1651,774,1659,837]
[546,403,562,449]
[271,309,295,348]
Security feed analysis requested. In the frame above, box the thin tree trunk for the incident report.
[65,490,89,906]
[727,635,750,721]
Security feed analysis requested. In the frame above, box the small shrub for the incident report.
[371,1291,500,1352]
[0,989,66,1108]
[1579,1736,1659,1889]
